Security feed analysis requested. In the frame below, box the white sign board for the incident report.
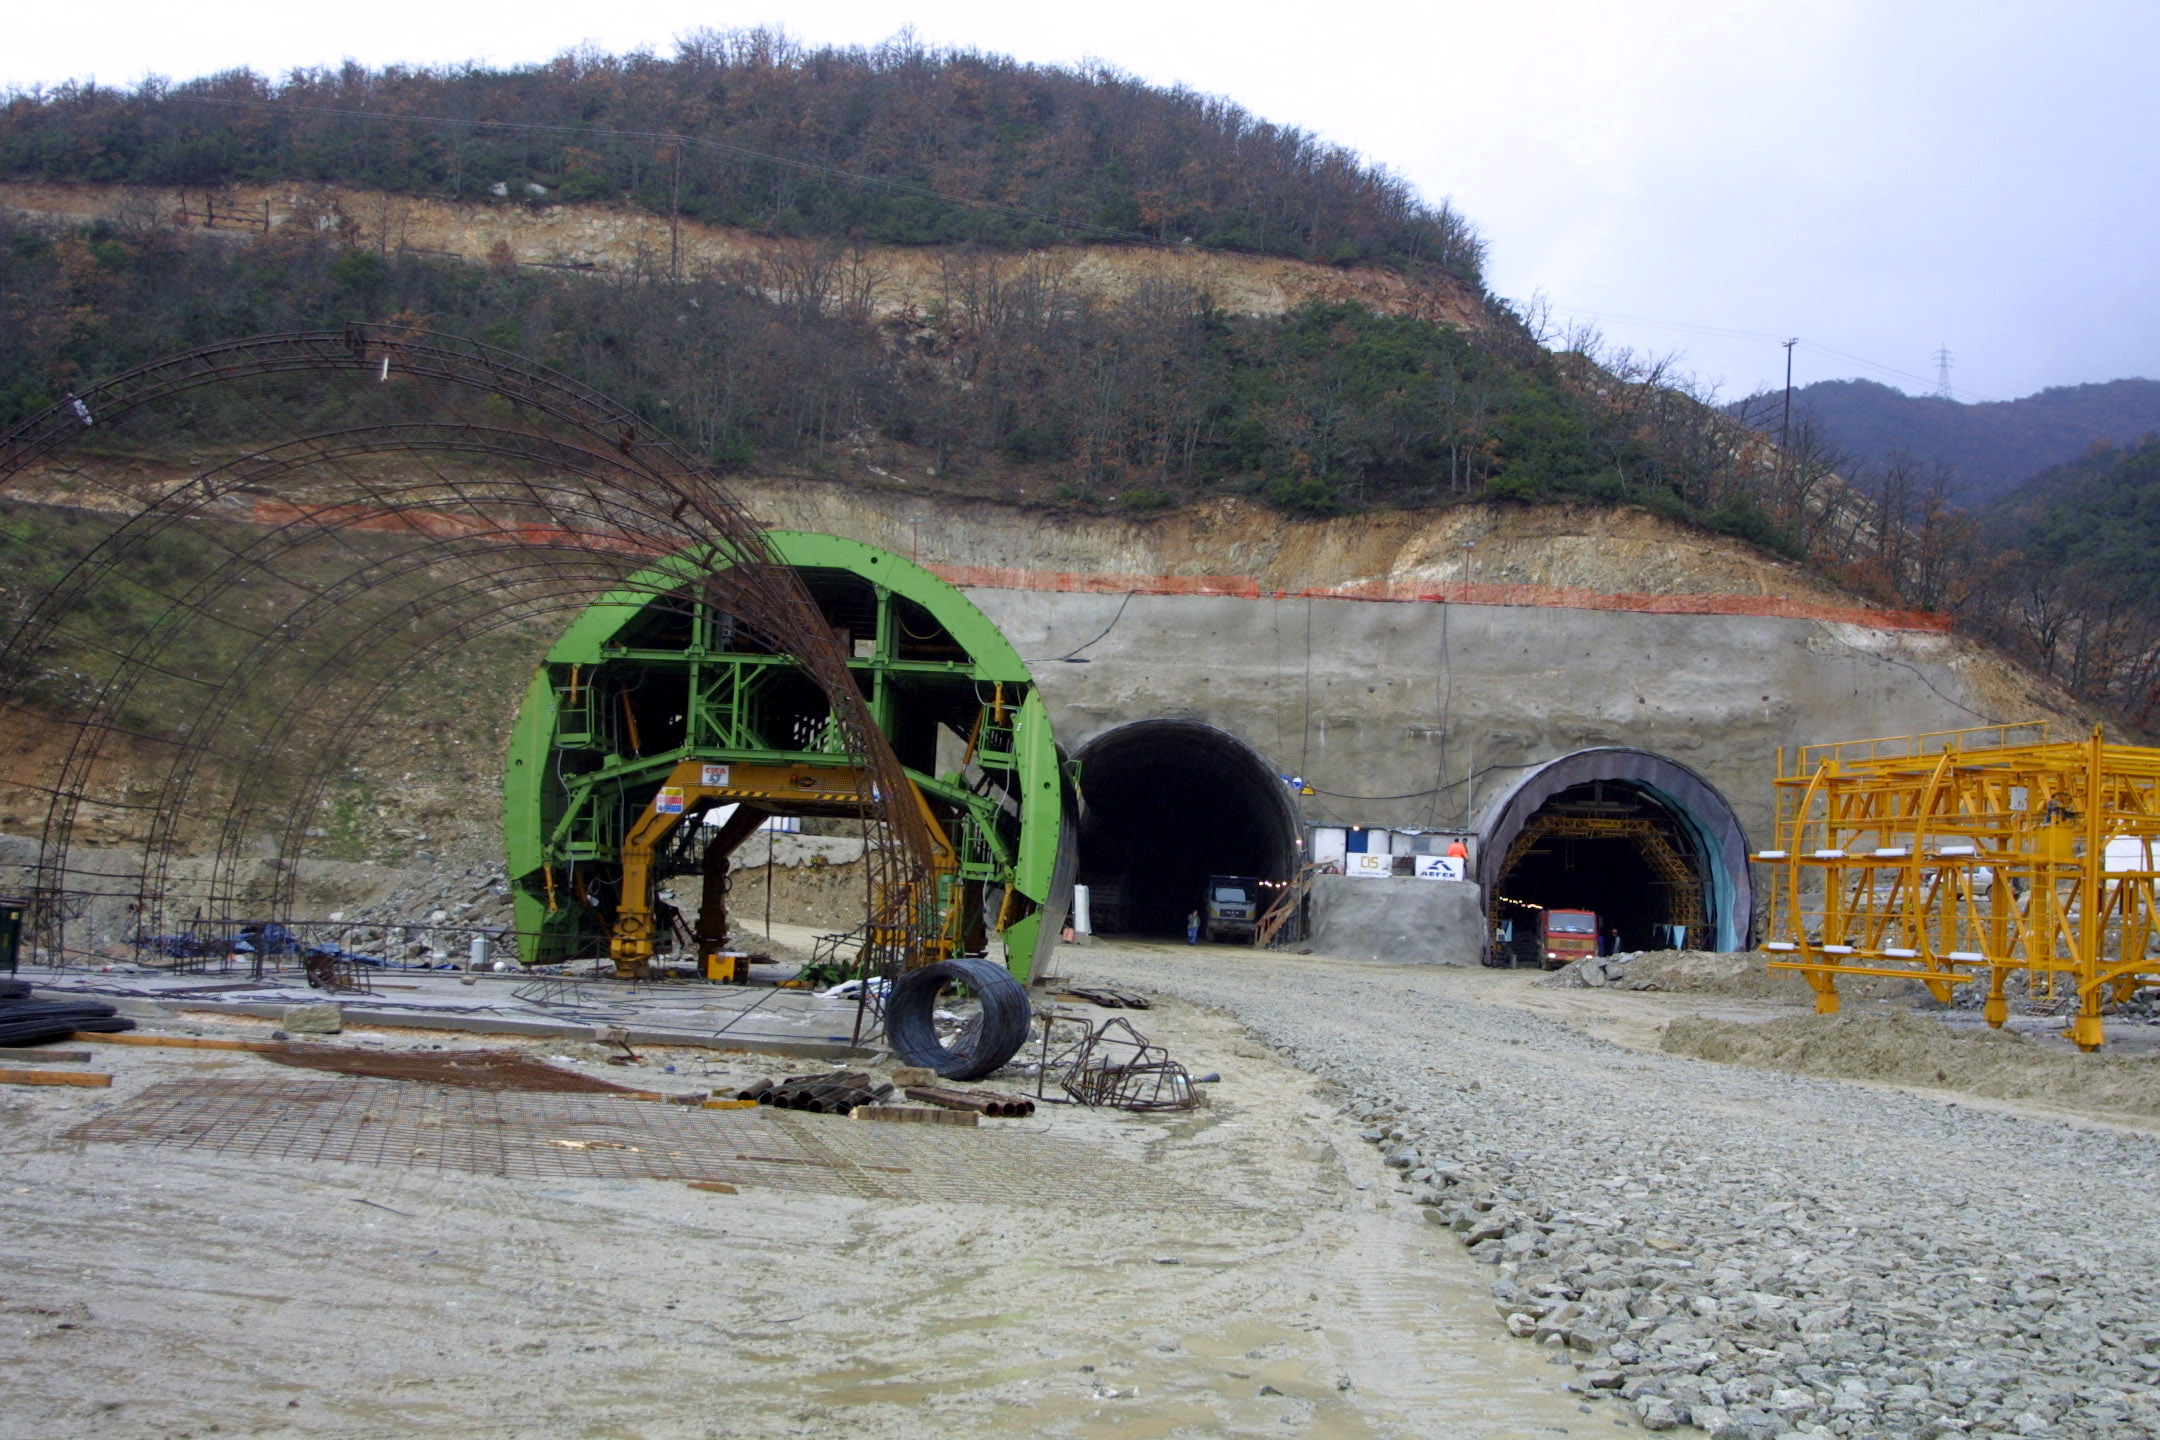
[700,763,732,787]
[1347,852,1392,878]
[1413,855,1465,881]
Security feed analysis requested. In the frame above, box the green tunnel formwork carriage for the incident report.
[502,532,1069,983]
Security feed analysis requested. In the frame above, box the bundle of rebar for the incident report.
[739,1072,894,1113]
[903,1085,1036,1117]
[0,980,136,1048]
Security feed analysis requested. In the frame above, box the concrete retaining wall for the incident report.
[736,484,2078,855]
[975,589,2037,848]
[1306,876,1485,965]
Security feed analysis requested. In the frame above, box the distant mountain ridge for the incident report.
[1733,377,2160,504]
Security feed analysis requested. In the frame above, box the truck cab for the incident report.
[1203,875,1263,943]
[1541,908,1600,969]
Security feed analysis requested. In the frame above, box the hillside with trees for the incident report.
[1732,376,2160,505]
[0,173,1789,543]
[0,29,1480,276]
[5,32,2159,733]
[1966,439,2160,726]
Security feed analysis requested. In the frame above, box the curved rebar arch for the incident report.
[0,326,938,971]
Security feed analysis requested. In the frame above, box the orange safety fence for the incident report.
[241,503,1952,634]
[923,564,1954,633]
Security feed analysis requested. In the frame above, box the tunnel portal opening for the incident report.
[1492,780,1709,961]
[1075,721,1298,938]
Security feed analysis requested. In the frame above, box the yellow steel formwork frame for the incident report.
[1759,723,2160,1050]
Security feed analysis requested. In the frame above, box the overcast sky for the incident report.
[6,1,2154,404]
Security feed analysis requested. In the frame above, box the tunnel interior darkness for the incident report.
[1492,780,1710,960]
[1075,721,1298,936]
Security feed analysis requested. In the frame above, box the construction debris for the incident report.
[511,973,600,1008]
[300,950,374,995]
[259,1045,658,1095]
[851,1104,978,1126]
[743,1071,894,1113]
[1034,1014,1200,1112]
[1054,985,1152,1010]
[77,1032,278,1053]
[903,1085,1036,1117]
[279,1002,343,1035]
[0,1067,111,1088]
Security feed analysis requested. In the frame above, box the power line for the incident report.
[1543,302,2000,404]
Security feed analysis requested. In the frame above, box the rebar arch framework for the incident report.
[0,327,941,977]
[1759,723,2160,1050]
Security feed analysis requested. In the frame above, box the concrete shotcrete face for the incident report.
[1074,720,1298,936]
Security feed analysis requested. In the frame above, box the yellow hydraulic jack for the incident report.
[607,758,956,981]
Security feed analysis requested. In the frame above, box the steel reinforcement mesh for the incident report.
[70,1077,1250,1213]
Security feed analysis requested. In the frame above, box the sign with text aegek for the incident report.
[1413,855,1465,882]
[1347,852,1392,878]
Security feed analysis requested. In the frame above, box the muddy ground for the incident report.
[0,976,1594,1440]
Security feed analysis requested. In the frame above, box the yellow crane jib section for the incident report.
[1756,723,2160,1051]
[608,759,957,979]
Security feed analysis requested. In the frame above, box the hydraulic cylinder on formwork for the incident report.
[1757,723,2160,1051]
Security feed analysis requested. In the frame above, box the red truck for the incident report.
[1541,909,1600,969]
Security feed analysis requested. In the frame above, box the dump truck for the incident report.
[1203,875,1263,943]
[1541,908,1600,969]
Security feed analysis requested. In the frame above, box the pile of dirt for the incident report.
[1660,1010,2160,1120]
[1545,949,1919,1001]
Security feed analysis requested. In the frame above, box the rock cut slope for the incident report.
[0,181,1488,329]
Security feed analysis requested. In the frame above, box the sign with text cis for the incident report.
[1414,855,1465,881]
[656,787,686,815]
[1348,852,1392,878]
[700,764,731,787]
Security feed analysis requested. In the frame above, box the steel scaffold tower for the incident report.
[1759,723,2160,1050]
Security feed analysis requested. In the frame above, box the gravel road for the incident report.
[1074,943,2160,1440]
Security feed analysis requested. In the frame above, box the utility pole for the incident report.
[1779,337,1798,470]
[669,139,684,283]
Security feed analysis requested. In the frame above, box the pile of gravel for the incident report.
[1080,952,2160,1440]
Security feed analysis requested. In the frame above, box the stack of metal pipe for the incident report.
[737,1072,894,1113]
[904,1085,1036,1118]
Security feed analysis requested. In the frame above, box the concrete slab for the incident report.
[1306,876,1483,965]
